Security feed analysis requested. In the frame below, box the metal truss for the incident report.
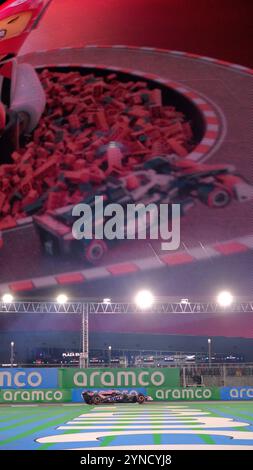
[0,301,83,314]
[1,300,252,368]
[1,301,253,314]
[88,302,253,314]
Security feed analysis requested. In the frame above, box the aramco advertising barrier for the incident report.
[0,367,179,390]
[147,387,221,401]
[58,368,180,389]
[0,389,71,403]
[0,368,58,389]
[0,369,253,402]
[1,387,253,403]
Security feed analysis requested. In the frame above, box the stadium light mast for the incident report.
[208,338,212,367]
[10,341,15,368]
[79,303,89,368]
[108,345,112,367]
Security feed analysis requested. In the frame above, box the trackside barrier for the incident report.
[220,387,253,400]
[58,368,180,388]
[0,368,58,389]
[0,389,71,403]
[147,387,221,401]
[1,387,253,402]
[0,367,253,402]
[148,387,253,401]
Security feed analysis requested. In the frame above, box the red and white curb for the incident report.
[23,44,253,75]
[84,45,253,76]
[1,234,252,294]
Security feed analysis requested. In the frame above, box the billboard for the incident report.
[220,387,253,400]
[0,368,58,389]
[59,368,180,389]
[0,389,71,403]
[148,387,221,401]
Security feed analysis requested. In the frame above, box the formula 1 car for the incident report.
[33,155,253,263]
[82,390,153,405]
[32,172,192,263]
[141,156,253,208]
[0,1,51,162]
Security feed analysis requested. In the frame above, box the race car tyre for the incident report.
[82,393,92,404]
[137,394,146,404]
[131,395,138,403]
[92,395,102,405]
[84,239,108,264]
[198,184,231,208]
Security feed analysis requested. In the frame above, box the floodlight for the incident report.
[56,294,68,304]
[2,293,14,303]
[135,290,154,309]
[217,291,233,307]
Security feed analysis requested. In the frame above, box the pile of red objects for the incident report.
[0,69,194,230]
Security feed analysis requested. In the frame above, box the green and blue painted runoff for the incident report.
[0,402,253,450]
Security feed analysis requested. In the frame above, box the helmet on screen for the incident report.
[0,0,45,62]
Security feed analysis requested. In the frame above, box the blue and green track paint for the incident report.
[0,402,253,450]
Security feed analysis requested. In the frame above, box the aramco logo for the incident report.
[73,370,166,387]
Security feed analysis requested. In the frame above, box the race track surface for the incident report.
[1,402,253,450]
